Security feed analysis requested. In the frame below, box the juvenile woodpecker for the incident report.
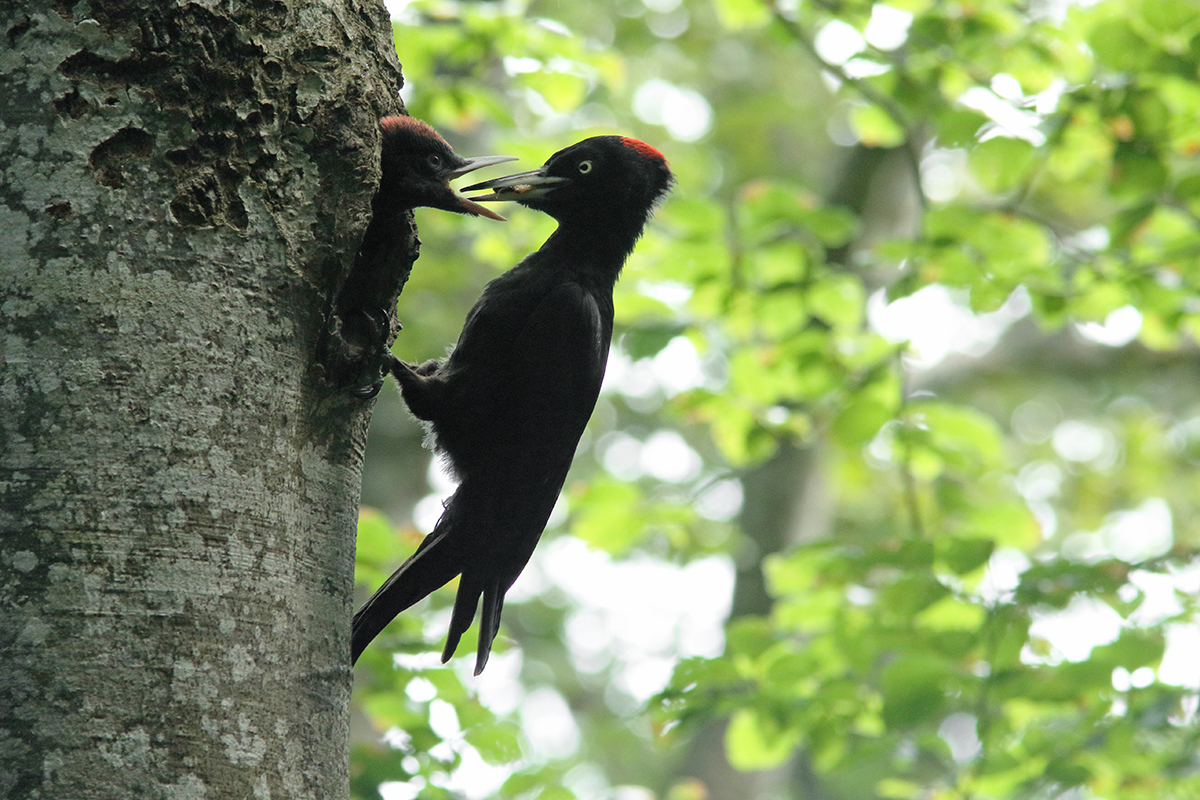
[332,116,515,398]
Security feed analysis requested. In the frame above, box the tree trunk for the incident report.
[0,2,404,797]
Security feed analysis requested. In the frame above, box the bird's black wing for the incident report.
[442,279,611,674]
[353,280,610,672]
[501,278,609,465]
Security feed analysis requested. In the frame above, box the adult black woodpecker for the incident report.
[351,136,674,674]
[330,116,515,398]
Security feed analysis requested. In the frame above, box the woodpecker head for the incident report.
[464,136,673,232]
[378,116,517,220]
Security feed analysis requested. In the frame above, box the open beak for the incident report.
[447,155,519,221]
[463,168,571,204]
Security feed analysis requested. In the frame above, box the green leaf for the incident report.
[801,205,860,247]
[708,398,778,466]
[712,0,771,28]
[725,708,801,770]
[916,401,1005,468]
[831,381,895,449]
[724,616,777,661]
[1089,629,1165,670]
[969,136,1035,194]
[880,653,952,729]
[850,104,907,147]
[878,571,951,619]
[464,721,523,766]
[939,536,996,575]
[935,107,990,146]
[808,273,865,330]
[1015,560,1130,608]
[982,604,1031,670]
[619,323,687,359]
[1087,17,1154,72]
[917,594,986,633]
[571,479,645,555]
[1139,0,1200,33]
[1112,143,1168,197]
[355,508,406,569]
[536,786,576,800]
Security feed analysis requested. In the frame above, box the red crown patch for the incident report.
[619,137,667,164]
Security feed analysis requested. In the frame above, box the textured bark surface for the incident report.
[0,2,406,797]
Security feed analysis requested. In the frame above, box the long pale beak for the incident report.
[447,155,519,180]
[447,155,519,221]
[463,169,571,203]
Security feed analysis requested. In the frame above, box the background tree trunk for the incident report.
[678,142,922,800]
[0,2,403,797]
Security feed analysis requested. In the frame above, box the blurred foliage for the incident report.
[353,0,1200,798]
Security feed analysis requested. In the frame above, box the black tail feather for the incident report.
[441,578,482,664]
[352,482,525,672]
[351,522,461,664]
[474,580,506,675]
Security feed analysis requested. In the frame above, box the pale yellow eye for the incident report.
[578,160,593,174]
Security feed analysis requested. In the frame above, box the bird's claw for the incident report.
[350,306,390,343]
[349,378,384,400]
[327,306,394,399]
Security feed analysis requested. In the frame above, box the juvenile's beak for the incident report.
[463,168,571,203]
[447,155,519,180]
[447,155,519,221]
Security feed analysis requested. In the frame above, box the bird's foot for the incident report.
[326,306,394,399]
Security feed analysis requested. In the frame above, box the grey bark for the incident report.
[0,2,404,798]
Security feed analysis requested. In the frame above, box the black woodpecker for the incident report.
[331,116,514,398]
[351,136,674,674]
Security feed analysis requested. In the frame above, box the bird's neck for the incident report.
[540,219,644,281]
